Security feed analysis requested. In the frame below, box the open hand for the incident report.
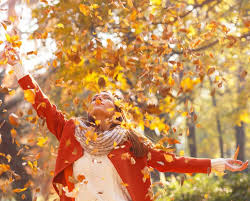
[225,158,248,172]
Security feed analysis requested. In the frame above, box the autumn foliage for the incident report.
[0,0,249,200]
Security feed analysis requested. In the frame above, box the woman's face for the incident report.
[87,92,116,121]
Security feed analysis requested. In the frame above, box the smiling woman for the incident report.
[4,50,249,201]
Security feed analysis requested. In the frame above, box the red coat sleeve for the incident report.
[18,74,67,140]
[147,147,211,174]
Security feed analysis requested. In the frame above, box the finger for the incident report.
[226,161,248,172]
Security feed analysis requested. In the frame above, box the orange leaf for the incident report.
[1,23,7,30]
[207,67,215,75]
[40,0,48,4]
[233,145,239,160]
[0,164,10,175]
[27,51,37,55]
[13,187,27,193]
[52,60,57,67]
[9,113,19,127]
[77,174,86,182]
[166,138,180,145]
[79,4,90,16]
[11,128,17,139]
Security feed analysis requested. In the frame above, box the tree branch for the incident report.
[171,32,250,55]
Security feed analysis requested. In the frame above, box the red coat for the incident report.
[18,75,212,201]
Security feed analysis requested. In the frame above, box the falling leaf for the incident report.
[27,51,38,55]
[72,148,78,155]
[0,164,10,175]
[77,174,86,182]
[8,70,14,75]
[5,34,11,42]
[9,113,19,127]
[37,136,48,147]
[65,139,71,147]
[24,90,35,104]
[98,77,106,88]
[9,90,16,96]
[52,60,57,67]
[13,187,27,193]
[56,23,64,28]
[166,138,180,145]
[121,182,128,187]
[164,154,173,162]
[11,129,17,140]
[79,4,90,16]
[1,23,7,30]
[40,0,48,4]
[179,150,185,156]
[127,0,134,8]
[196,123,202,128]
[240,70,247,79]
[233,145,239,160]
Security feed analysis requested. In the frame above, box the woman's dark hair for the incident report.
[85,91,152,158]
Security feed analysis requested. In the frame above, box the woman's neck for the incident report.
[96,118,113,132]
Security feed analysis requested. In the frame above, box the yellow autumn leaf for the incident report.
[168,75,175,86]
[9,90,16,96]
[164,154,173,162]
[56,23,64,28]
[8,70,14,75]
[37,136,48,147]
[90,4,99,9]
[150,0,161,6]
[24,89,35,104]
[179,150,185,156]
[13,187,27,193]
[5,33,11,42]
[181,77,194,92]
[239,110,250,123]
[28,161,33,169]
[127,0,134,8]
[0,164,10,175]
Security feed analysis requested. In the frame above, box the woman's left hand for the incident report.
[225,158,248,172]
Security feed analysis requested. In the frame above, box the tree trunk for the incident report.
[208,77,224,158]
[234,66,246,161]
[186,111,197,157]
[0,70,32,201]
[234,122,245,161]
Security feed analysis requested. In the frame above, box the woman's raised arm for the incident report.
[8,50,67,141]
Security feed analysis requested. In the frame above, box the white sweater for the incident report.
[13,64,226,201]
[64,151,132,201]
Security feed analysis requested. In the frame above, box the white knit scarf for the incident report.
[74,117,128,156]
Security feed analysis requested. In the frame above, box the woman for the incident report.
[5,50,248,201]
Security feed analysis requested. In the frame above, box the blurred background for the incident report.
[0,0,249,200]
